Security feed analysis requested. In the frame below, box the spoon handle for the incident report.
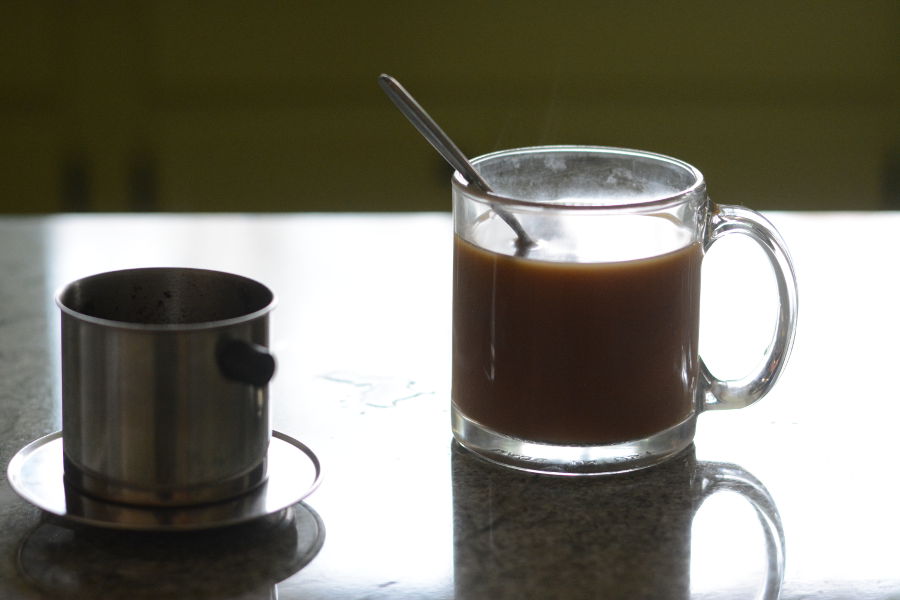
[378,74,492,193]
[378,74,534,250]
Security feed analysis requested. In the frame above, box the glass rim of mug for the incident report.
[451,145,706,211]
[56,266,277,332]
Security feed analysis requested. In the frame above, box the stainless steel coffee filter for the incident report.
[57,267,277,507]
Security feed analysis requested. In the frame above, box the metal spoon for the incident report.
[378,74,535,252]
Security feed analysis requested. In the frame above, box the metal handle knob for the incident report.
[217,339,276,387]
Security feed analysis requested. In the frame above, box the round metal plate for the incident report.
[7,430,321,531]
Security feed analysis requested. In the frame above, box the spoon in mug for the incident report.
[378,74,535,253]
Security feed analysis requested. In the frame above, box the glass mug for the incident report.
[451,146,798,475]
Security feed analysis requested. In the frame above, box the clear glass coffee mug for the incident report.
[451,146,798,475]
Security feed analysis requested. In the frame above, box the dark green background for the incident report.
[2,1,898,213]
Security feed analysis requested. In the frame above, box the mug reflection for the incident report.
[452,443,784,600]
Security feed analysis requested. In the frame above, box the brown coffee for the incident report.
[452,235,702,445]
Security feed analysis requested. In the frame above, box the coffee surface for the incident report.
[452,235,702,445]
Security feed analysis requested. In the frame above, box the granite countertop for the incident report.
[1,213,899,599]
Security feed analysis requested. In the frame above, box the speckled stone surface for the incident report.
[2,214,900,599]
[1,219,58,599]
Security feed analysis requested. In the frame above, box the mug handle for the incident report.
[697,462,786,599]
[700,204,799,410]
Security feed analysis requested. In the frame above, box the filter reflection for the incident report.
[17,503,324,600]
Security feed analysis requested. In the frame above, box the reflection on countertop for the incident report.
[452,443,783,600]
[16,503,324,600]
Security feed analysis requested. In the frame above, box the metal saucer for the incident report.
[7,430,321,531]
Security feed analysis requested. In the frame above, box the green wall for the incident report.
[1,1,898,213]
